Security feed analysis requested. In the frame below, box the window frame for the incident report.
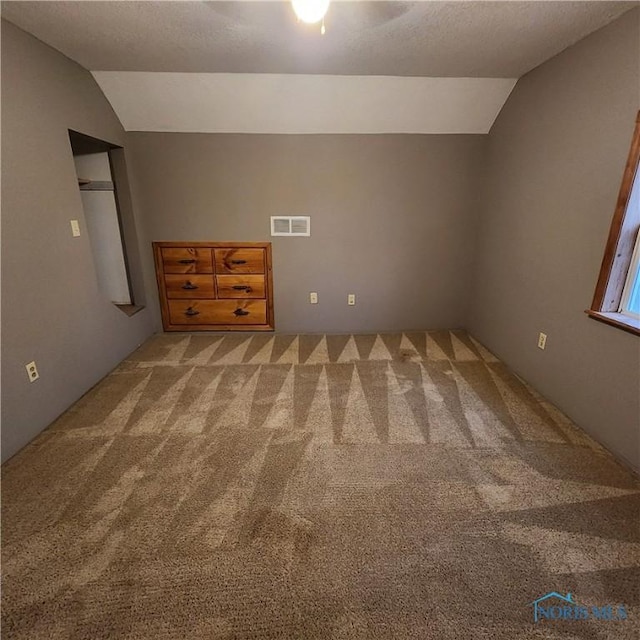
[587,112,640,336]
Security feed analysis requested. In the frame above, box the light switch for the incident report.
[70,220,81,237]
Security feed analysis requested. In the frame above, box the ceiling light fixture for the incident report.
[291,0,330,34]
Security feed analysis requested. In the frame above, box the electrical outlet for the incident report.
[25,361,39,382]
[309,292,318,304]
[537,332,547,350]
[348,294,356,306]
[70,220,81,237]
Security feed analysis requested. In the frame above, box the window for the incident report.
[620,229,640,319]
[588,112,640,335]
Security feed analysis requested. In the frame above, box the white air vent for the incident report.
[270,216,310,237]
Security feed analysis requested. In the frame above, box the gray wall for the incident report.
[1,21,155,462]
[469,11,640,471]
[4,10,639,472]
[127,133,486,334]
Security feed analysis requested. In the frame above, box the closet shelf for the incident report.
[78,180,114,191]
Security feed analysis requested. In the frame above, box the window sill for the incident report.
[585,310,640,336]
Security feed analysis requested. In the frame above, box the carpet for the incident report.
[2,330,639,639]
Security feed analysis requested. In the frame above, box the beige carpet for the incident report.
[2,330,639,639]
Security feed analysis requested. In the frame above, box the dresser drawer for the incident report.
[216,275,265,299]
[168,299,267,325]
[214,248,265,274]
[161,248,213,274]
[164,274,215,299]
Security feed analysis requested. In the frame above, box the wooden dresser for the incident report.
[153,242,274,331]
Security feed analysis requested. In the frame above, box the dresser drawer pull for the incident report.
[185,307,200,317]
[178,259,197,264]
[230,259,247,265]
[233,308,250,316]
[182,281,198,290]
[232,285,252,292]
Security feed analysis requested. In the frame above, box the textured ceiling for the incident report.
[2,1,637,78]
[3,1,636,134]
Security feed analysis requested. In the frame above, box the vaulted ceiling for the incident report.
[2,1,637,133]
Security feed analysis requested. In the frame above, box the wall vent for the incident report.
[270,216,310,237]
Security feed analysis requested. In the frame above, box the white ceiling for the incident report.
[2,1,637,133]
[92,72,517,133]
